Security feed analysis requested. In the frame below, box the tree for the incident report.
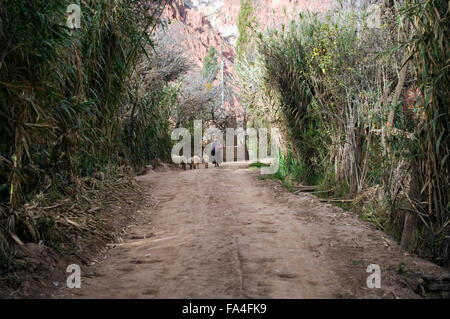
[202,46,220,83]
[236,0,256,56]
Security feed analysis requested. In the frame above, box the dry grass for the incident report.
[0,166,148,296]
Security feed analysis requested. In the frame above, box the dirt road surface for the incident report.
[59,164,444,298]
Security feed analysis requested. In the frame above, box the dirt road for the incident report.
[59,164,444,298]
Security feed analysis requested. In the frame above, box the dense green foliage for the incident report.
[236,0,256,55]
[400,0,449,263]
[202,46,220,83]
[238,2,449,264]
[0,1,181,255]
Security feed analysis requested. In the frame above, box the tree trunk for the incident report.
[401,159,420,250]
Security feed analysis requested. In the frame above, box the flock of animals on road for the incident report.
[171,155,211,170]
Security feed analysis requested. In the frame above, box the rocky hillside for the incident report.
[162,0,343,119]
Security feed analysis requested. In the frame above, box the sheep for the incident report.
[171,154,181,164]
[189,155,201,169]
[203,155,209,169]
[180,155,188,170]
[193,155,201,169]
[171,154,185,170]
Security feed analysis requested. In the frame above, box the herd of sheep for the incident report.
[171,155,210,170]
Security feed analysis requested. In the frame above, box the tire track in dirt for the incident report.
[58,165,445,299]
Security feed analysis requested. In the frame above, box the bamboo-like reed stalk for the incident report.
[0,0,179,256]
